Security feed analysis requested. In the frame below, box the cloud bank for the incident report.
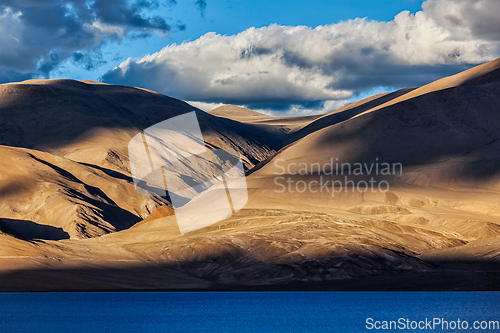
[0,0,178,82]
[102,0,500,113]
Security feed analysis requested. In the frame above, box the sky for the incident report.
[1,0,500,115]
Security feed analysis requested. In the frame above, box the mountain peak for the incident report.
[210,104,271,121]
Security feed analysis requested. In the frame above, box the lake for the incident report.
[1,292,499,332]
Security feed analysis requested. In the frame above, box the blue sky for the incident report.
[1,0,499,115]
[55,0,426,83]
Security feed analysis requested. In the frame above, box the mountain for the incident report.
[0,80,277,239]
[210,104,321,145]
[1,59,500,290]
[0,79,277,170]
[210,105,273,122]
[257,59,500,185]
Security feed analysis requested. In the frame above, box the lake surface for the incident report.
[1,292,499,332]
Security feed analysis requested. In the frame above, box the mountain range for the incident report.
[1,58,500,291]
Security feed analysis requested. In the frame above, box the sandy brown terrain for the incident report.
[1,59,500,291]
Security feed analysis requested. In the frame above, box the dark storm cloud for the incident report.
[245,100,325,112]
[91,0,170,33]
[194,0,206,16]
[71,51,106,71]
[102,0,500,114]
[326,64,477,91]
[0,0,175,81]
[0,67,33,84]
[423,0,500,41]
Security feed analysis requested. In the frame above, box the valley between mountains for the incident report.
[1,59,500,290]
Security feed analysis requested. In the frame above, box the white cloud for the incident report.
[103,0,500,114]
[99,0,499,114]
[103,0,500,112]
[423,0,500,41]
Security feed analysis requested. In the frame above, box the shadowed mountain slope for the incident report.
[0,80,280,239]
[256,57,500,188]
[1,59,500,290]
[0,79,278,171]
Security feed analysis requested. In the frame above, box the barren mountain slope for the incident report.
[210,104,321,144]
[353,57,500,118]
[242,57,500,280]
[210,105,274,122]
[1,60,500,290]
[256,57,500,187]
[0,146,166,239]
[0,80,279,239]
[0,79,277,171]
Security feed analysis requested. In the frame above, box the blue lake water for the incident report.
[0,292,499,332]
